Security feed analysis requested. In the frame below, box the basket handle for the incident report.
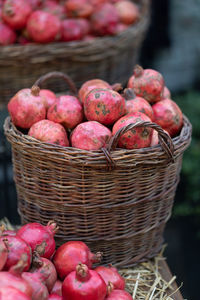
[34,71,78,96]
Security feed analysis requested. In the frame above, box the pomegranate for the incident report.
[22,272,49,300]
[2,0,32,30]
[0,240,8,271]
[47,95,83,130]
[77,18,90,35]
[53,241,102,280]
[27,11,61,43]
[0,258,33,298]
[162,86,171,99]
[106,289,132,300]
[112,112,153,149]
[49,294,62,300]
[62,263,107,300]
[0,286,31,300]
[0,235,32,271]
[84,88,125,125]
[28,119,69,147]
[65,0,93,18]
[95,265,125,290]
[115,0,139,25]
[40,89,57,109]
[17,221,59,259]
[51,280,62,296]
[127,65,165,103]
[43,1,66,19]
[124,88,153,120]
[71,121,112,150]
[8,85,46,129]
[150,129,169,147]
[78,79,111,104]
[152,99,183,137]
[91,3,120,36]
[61,19,86,42]
[0,22,16,45]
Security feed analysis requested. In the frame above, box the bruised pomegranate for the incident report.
[124,88,153,120]
[2,0,32,30]
[8,85,46,129]
[65,0,93,18]
[127,65,165,103]
[51,280,62,296]
[152,99,183,137]
[95,265,125,290]
[17,221,59,259]
[84,88,125,125]
[49,294,62,300]
[47,95,83,129]
[71,121,112,150]
[78,79,111,104]
[91,3,120,36]
[62,264,107,300]
[61,19,86,42]
[22,272,49,300]
[27,11,61,43]
[28,119,69,147]
[115,0,139,25]
[53,241,102,280]
[40,89,57,109]
[106,289,132,300]
[112,112,153,149]
[0,22,16,45]
[0,240,7,271]
[0,286,31,300]
[162,86,171,99]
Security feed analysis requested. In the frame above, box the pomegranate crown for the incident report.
[133,64,144,77]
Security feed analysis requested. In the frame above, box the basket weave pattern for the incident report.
[4,115,192,267]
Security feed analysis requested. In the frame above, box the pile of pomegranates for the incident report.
[7,65,184,151]
[0,220,132,299]
[0,0,141,45]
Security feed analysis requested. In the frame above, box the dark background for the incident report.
[1,0,200,299]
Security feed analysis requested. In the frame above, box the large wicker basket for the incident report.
[0,0,150,108]
[4,112,192,267]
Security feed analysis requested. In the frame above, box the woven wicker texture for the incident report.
[4,113,192,267]
[0,0,150,108]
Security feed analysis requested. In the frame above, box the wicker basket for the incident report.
[0,0,150,108]
[4,108,192,267]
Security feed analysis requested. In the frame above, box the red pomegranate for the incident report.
[127,65,165,103]
[84,88,125,125]
[2,0,32,30]
[152,99,183,137]
[28,119,69,147]
[8,85,46,129]
[124,88,154,120]
[78,79,111,104]
[53,241,102,280]
[0,22,16,45]
[115,0,140,25]
[0,240,8,271]
[95,265,125,290]
[22,272,49,300]
[61,19,86,42]
[162,86,171,99]
[51,280,62,296]
[106,289,132,300]
[112,112,153,149]
[91,3,120,36]
[40,89,57,109]
[65,0,93,18]
[0,286,31,300]
[47,95,83,129]
[71,121,112,150]
[27,11,61,43]
[62,264,107,300]
[17,221,59,259]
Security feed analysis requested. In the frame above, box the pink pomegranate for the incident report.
[22,272,49,300]
[62,264,107,300]
[0,240,8,271]
[95,265,125,290]
[152,99,183,137]
[28,119,69,147]
[51,280,62,296]
[61,19,86,42]
[27,11,61,43]
[127,65,165,103]
[0,22,16,45]
[40,89,57,109]
[47,95,83,129]
[42,1,66,19]
[150,129,169,147]
[112,112,153,149]
[84,88,125,125]
[115,0,140,25]
[49,294,62,300]
[53,241,102,280]
[162,86,171,99]
[8,85,46,129]
[65,0,93,18]
[124,88,153,120]
[91,3,120,36]
[2,0,32,29]
[78,79,111,104]
[17,221,59,259]
[106,289,132,300]
[0,286,31,300]
[71,121,112,150]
